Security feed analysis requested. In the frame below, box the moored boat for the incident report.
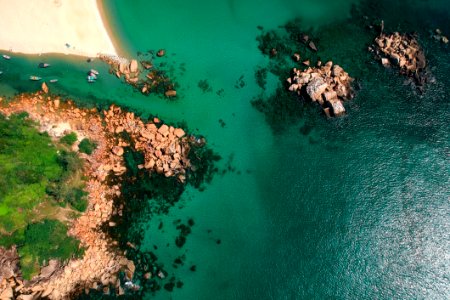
[2,54,11,60]
[90,69,99,75]
[29,76,42,81]
[39,63,51,68]
[87,75,96,83]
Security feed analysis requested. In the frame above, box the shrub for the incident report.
[18,219,83,279]
[78,138,97,155]
[56,150,81,173]
[60,132,78,146]
[67,188,88,212]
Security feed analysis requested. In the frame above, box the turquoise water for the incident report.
[1,0,449,299]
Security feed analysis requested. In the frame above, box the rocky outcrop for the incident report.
[370,31,429,88]
[99,54,176,97]
[286,61,354,117]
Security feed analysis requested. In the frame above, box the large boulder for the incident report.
[119,62,127,74]
[0,287,13,299]
[165,90,177,97]
[174,128,185,138]
[130,59,138,73]
[41,82,49,94]
[328,99,346,116]
[332,65,344,77]
[157,124,169,136]
[112,146,124,156]
[39,259,60,278]
[306,77,328,101]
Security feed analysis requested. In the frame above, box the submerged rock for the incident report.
[157,49,166,57]
[165,90,177,98]
[308,41,318,52]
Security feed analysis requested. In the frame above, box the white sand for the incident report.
[0,0,117,57]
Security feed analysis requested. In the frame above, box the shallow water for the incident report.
[1,0,449,299]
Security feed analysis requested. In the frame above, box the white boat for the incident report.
[2,55,11,60]
[87,75,96,83]
[90,69,99,75]
[39,63,51,68]
[49,79,58,83]
[0,71,3,75]
[29,76,42,81]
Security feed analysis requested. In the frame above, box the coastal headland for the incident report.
[0,86,199,299]
[0,0,117,57]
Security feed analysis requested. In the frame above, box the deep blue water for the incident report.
[1,0,449,299]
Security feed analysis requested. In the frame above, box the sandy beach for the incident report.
[0,0,117,57]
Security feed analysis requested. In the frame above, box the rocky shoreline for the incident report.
[0,86,196,299]
[286,61,354,117]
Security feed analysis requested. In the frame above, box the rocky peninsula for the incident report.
[286,61,354,117]
[0,86,196,299]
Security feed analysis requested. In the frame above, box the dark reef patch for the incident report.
[234,75,246,89]
[198,79,213,93]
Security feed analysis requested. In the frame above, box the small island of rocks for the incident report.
[370,31,429,89]
[286,61,354,117]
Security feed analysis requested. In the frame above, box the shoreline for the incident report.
[0,0,118,58]
[96,0,130,58]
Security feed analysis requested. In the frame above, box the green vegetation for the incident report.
[0,112,88,231]
[0,112,87,279]
[0,112,63,232]
[0,220,83,280]
[46,150,88,212]
[78,138,97,155]
[60,132,78,146]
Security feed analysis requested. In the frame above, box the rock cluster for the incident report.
[0,90,196,299]
[102,105,189,181]
[99,54,176,98]
[99,55,140,84]
[286,61,354,117]
[371,32,427,78]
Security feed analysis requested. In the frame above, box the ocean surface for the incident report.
[1,0,449,299]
